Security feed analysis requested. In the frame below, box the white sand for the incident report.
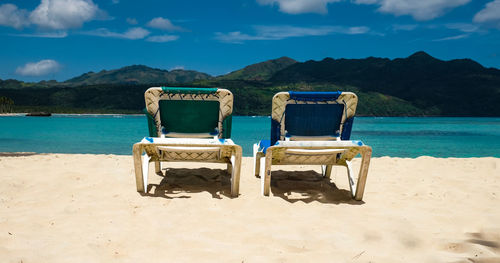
[0,154,499,262]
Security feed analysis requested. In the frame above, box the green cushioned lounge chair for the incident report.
[133,87,242,197]
[253,91,372,200]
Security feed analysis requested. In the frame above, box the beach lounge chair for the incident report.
[253,91,372,201]
[133,87,242,197]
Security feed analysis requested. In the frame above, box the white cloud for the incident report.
[474,0,500,28]
[126,17,138,25]
[445,23,479,32]
[354,0,470,21]
[170,66,185,70]
[353,0,378,3]
[215,31,262,43]
[0,4,30,29]
[30,0,103,30]
[12,31,68,38]
[215,25,370,43]
[432,33,469,41]
[147,17,183,31]
[257,25,340,38]
[347,26,370,34]
[16,59,61,76]
[146,34,179,42]
[391,24,418,31]
[257,0,341,14]
[85,27,150,39]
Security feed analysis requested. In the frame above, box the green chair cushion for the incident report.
[159,100,220,134]
[144,108,158,137]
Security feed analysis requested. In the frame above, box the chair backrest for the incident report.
[144,87,233,138]
[271,91,358,145]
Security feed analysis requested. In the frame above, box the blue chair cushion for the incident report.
[258,139,272,154]
[284,103,344,137]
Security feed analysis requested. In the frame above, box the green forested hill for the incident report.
[1,52,499,116]
[1,82,427,116]
[64,65,212,85]
[0,65,212,88]
[217,57,297,81]
[269,51,500,116]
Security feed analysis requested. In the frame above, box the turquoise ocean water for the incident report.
[0,115,499,157]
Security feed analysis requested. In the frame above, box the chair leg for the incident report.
[141,154,151,193]
[230,146,242,197]
[155,161,161,175]
[325,165,333,178]
[354,148,372,201]
[346,161,356,198]
[259,157,265,181]
[227,162,233,176]
[262,153,272,196]
[253,144,261,178]
[254,152,264,178]
[229,155,236,196]
[133,143,145,192]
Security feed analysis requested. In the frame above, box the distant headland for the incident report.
[1,51,499,117]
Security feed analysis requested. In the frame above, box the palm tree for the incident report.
[0,96,14,113]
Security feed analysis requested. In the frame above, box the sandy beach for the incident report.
[0,154,499,262]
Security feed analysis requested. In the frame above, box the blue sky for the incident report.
[1,0,500,81]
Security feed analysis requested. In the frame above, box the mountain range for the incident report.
[217,56,297,81]
[268,51,500,116]
[1,51,499,116]
[64,65,211,85]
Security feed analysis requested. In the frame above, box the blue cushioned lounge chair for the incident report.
[253,91,372,200]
